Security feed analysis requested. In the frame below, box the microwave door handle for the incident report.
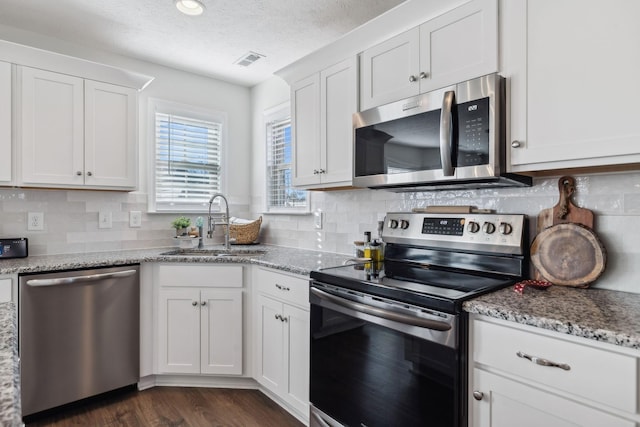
[439,90,455,176]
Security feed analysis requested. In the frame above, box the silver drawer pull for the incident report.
[516,351,571,371]
[275,284,290,291]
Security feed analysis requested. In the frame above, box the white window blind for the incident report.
[154,110,223,212]
[265,113,307,212]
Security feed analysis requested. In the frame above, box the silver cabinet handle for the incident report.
[409,75,417,82]
[419,71,428,79]
[26,269,137,287]
[511,141,522,148]
[192,301,198,306]
[275,284,290,291]
[516,351,571,371]
[310,287,451,331]
[439,90,455,177]
[472,391,484,401]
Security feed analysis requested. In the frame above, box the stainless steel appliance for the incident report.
[353,74,531,191]
[309,212,528,427]
[19,265,140,418]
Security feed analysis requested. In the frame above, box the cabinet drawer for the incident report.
[473,318,637,413]
[157,264,243,288]
[256,268,309,307]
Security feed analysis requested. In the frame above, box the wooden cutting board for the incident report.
[537,176,594,231]
[532,176,606,287]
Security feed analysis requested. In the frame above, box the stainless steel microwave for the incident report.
[353,73,531,191]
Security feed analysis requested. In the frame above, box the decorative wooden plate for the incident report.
[530,223,606,288]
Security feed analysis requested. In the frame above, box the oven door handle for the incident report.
[310,287,452,332]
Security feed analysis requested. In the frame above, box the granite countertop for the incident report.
[464,285,640,350]
[0,244,353,276]
[0,303,20,427]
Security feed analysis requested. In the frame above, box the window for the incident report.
[265,103,308,213]
[149,99,226,212]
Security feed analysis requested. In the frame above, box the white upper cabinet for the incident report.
[19,67,84,187]
[360,0,498,110]
[360,29,420,111]
[84,80,137,188]
[504,0,640,172]
[0,61,12,184]
[18,66,138,190]
[292,56,358,189]
[291,73,320,187]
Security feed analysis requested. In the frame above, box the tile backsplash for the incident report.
[0,189,250,255]
[255,171,640,294]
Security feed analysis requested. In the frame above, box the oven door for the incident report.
[309,283,465,427]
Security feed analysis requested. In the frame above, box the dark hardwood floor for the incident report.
[25,387,305,427]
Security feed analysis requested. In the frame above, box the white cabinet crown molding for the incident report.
[0,39,153,90]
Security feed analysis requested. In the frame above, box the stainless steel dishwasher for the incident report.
[19,265,140,417]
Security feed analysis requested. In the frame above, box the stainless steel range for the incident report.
[309,212,528,427]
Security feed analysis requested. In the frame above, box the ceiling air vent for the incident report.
[234,51,265,67]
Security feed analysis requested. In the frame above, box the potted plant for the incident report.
[171,216,191,237]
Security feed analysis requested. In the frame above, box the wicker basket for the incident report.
[229,216,262,244]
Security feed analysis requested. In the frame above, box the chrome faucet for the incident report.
[208,193,231,249]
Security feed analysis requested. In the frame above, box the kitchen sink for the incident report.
[160,249,267,258]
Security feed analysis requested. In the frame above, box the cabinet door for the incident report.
[320,57,358,187]
[200,289,243,375]
[283,303,310,415]
[360,28,420,110]
[291,73,321,186]
[256,294,285,392]
[419,0,497,93]
[19,67,84,186]
[471,369,634,427]
[0,61,11,184]
[157,288,201,374]
[505,0,640,171]
[85,80,137,189]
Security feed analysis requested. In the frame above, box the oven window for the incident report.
[310,304,459,427]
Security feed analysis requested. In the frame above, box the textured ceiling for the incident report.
[0,0,406,86]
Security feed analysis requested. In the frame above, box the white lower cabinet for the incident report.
[253,267,310,418]
[470,315,639,427]
[156,264,243,376]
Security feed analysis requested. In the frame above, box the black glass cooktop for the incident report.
[310,260,515,314]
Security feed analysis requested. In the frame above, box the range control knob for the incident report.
[499,222,513,235]
[400,220,410,230]
[388,219,399,229]
[482,222,496,234]
[467,221,480,233]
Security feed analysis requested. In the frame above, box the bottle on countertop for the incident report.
[363,231,373,269]
[377,220,385,260]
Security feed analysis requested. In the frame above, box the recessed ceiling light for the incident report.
[175,0,205,16]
